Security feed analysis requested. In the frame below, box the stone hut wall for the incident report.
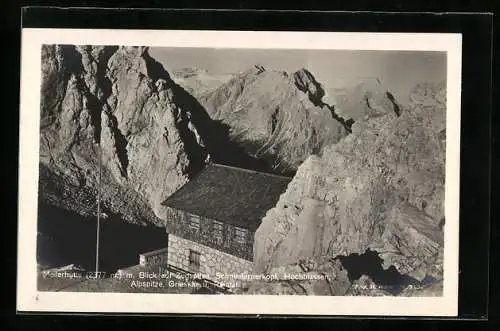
[168,234,253,278]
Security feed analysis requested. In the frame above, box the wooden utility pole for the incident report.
[95,140,102,276]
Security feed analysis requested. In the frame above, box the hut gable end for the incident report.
[162,163,292,260]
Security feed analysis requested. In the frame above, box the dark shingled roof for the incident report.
[161,163,292,230]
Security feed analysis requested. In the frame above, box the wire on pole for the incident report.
[95,140,101,276]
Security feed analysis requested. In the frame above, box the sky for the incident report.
[149,47,446,103]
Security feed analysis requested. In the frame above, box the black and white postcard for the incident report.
[17,29,462,316]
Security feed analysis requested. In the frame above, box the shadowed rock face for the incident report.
[252,82,446,294]
[198,67,350,175]
[41,46,351,225]
[40,45,446,297]
[292,68,325,105]
[39,45,209,224]
[40,45,297,226]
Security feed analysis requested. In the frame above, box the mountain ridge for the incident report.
[251,81,446,295]
[198,66,352,174]
[39,45,210,224]
[39,46,447,297]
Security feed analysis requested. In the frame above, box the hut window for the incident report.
[188,214,201,230]
[213,221,224,244]
[234,227,248,245]
[189,250,201,270]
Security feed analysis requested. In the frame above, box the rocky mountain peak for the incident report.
[198,66,348,174]
[39,45,446,296]
[39,45,208,224]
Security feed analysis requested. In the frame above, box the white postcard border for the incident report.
[17,28,462,316]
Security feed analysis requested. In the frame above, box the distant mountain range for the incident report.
[171,67,234,98]
[38,45,446,296]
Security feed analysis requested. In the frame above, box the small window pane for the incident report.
[234,227,247,244]
[188,214,200,230]
[214,221,224,231]
[213,221,224,245]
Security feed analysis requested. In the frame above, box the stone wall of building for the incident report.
[163,208,255,261]
[139,247,169,267]
[168,234,253,278]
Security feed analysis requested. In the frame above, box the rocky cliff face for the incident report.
[199,66,350,174]
[39,45,208,224]
[40,45,446,296]
[252,81,446,295]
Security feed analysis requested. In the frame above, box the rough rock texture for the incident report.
[39,45,208,224]
[409,81,446,111]
[245,258,351,295]
[253,81,446,289]
[199,66,349,174]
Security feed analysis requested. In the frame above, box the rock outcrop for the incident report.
[253,81,446,294]
[199,67,350,174]
[40,45,446,296]
[245,257,351,295]
[39,45,208,224]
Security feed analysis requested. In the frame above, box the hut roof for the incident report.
[161,163,292,231]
